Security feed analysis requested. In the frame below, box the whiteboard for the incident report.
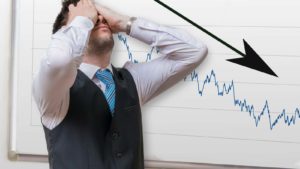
[10,0,300,168]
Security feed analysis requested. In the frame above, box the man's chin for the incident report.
[87,34,115,55]
[93,33,113,41]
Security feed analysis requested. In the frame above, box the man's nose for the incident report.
[97,15,105,24]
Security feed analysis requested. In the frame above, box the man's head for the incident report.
[87,15,114,56]
[53,0,114,56]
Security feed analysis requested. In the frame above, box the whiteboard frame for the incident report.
[7,0,280,168]
[9,0,20,161]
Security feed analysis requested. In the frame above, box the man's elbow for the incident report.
[192,44,208,66]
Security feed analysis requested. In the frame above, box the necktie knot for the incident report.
[95,69,114,85]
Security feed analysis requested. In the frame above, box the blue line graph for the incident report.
[117,34,156,63]
[117,34,300,130]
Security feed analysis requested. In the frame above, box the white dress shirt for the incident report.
[32,16,208,130]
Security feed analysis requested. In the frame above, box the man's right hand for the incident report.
[67,0,98,25]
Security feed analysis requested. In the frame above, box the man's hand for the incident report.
[67,0,98,25]
[95,3,131,33]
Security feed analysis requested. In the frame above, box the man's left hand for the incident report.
[95,3,130,33]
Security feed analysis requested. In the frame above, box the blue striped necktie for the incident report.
[95,69,116,115]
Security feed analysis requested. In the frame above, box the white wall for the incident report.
[0,0,48,168]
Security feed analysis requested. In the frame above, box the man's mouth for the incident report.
[94,24,110,31]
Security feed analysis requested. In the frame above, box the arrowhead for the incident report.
[227,40,278,77]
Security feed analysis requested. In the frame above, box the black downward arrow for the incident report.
[154,0,278,77]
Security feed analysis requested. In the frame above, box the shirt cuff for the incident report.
[69,16,94,31]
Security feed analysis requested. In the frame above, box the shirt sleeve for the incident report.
[124,18,208,105]
[32,16,94,130]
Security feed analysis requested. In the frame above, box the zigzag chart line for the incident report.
[117,34,300,130]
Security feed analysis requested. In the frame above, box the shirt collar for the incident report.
[79,63,113,79]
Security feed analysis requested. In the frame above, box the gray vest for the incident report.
[43,67,144,169]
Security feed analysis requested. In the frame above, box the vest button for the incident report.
[116,152,123,158]
[112,131,120,139]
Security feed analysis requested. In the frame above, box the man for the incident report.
[32,0,208,168]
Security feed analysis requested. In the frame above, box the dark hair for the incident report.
[52,0,80,34]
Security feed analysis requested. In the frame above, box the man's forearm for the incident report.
[125,18,208,105]
[129,18,207,61]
